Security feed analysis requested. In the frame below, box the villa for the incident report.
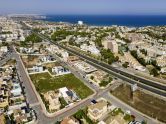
[59,87,79,104]
[52,66,71,76]
[44,91,61,112]
[88,100,108,121]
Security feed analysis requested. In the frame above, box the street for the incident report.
[0,46,162,124]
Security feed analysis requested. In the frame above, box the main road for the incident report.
[0,45,162,124]
[36,33,166,97]
[51,42,166,97]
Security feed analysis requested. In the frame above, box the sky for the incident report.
[0,0,166,15]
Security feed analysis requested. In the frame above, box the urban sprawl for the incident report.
[0,16,165,124]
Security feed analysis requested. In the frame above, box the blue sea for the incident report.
[42,15,166,27]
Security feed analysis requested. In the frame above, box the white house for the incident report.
[0,46,8,53]
[20,47,34,54]
[80,44,100,55]
[32,65,44,72]
[40,55,55,62]
[161,67,166,73]
[11,83,22,97]
[59,87,79,104]
[52,66,71,75]
[88,45,100,55]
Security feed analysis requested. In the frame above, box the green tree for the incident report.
[150,68,159,77]
[122,62,129,68]
[130,50,138,58]
[90,76,94,80]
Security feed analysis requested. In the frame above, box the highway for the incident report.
[50,42,166,97]
[10,22,165,123]
[0,45,163,124]
[37,33,166,97]
[28,22,166,97]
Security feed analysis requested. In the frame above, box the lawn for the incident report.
[30,73,93,99]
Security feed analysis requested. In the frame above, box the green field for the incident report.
[30,73,93,99]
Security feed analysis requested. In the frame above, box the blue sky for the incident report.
[0,0,166,15]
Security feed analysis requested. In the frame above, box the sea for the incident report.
[42,15,166,27]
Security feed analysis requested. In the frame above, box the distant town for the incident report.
[0,15,165,124]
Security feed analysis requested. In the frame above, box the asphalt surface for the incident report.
[0,45,163,124]
[30,33,165,124]
[52,43,166,97]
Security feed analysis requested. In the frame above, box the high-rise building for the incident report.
[102,37,119,53]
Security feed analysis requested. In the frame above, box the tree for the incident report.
[23,33,42,47]
[140,49,147,56]
[90,75,94,80]
[150,60,161,70]
[122,62,129,68]
[100,49,116,64]
[150,68,159,77]
[138,58,146,66]
[130,50,138,58]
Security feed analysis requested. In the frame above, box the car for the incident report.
[128,121,141,124]
[91,99,97,104]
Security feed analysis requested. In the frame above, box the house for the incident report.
[59,87,79,104]
[32,65,44,72]
[0,81,9,109]
[20,47,34,54]
[11,83,22,97]
[87,70,107,86]
[88,100,108,121]
[125,33,143,42]
[88,45,100,55]
[46,45,59,54]
[61,116,80,124]
[40,55,55,62]
[44,91,61,111]
[73,60,97,74]
[7,109,31,124]
[156,56,166,67]
[0,46,8,53]
[161,67,166,73]
[80,44,100,55]
[105,113,128,124]
[52,66,71,75]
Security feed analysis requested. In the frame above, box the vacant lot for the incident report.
[30,73,93,99]
[42,62,60,68]
[112,84,166,123]
[21,55,39,68]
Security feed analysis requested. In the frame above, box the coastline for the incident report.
[40,15,166,27]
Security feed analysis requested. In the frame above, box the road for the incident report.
[0,45,163,124]
[0,53,13,66]
[29,33,165,123]
[103,92,162,124]
[51,43,166,97]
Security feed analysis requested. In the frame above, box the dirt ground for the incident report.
[21,55,39,68]
[42,62,60,68]
[112,84,166,123]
